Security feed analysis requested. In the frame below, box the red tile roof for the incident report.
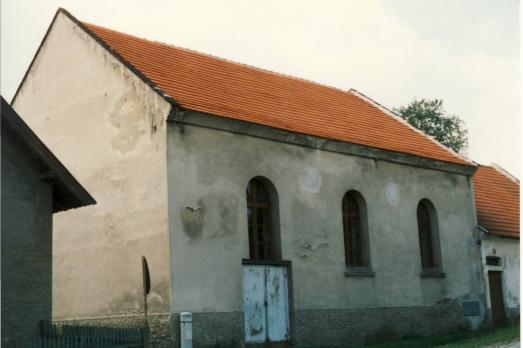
[82,21,471,166]
[473,165,519,238]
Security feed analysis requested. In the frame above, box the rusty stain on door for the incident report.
[243,265,290,343]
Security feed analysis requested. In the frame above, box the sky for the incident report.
[1,0,520,176]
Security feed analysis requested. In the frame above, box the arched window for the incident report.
[342,191,370,269]
[417,199,442,270]
[246,178,280,260]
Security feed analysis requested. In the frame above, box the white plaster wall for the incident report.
[481,237,520,314]
[167,119,481,313]
[12,13,172,318]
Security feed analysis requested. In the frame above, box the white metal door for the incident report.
[243,265,267,343]
[266,266,290,342]
[243,264,290,344]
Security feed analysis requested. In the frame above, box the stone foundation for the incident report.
[293,304,468,347]
[55,304,470,348]
[171,312,245,348]
[172,303,467,348]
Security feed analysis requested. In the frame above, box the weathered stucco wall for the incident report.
[166,111,482,316]
[480,237,520,321]
[12,12,172,320]
[1,128,54,345]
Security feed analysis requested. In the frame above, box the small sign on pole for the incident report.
[142,256,151,326]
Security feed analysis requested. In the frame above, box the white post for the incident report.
[180,312,193,348]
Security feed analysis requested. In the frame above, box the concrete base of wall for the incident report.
[171,304,468,348]
[56,304,470,348]
[294,305,468,347]
[171,312,245,348]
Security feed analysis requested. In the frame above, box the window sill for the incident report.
[242,258,291,267]
[420,268,446,278]
[345,267,375,277]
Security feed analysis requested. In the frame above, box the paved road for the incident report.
[484,338,520,348]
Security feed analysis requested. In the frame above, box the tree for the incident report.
[393,99,468,154]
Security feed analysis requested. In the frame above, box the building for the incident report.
[1,96,95,345]
[11,8,485,347]
[473,164,519,325]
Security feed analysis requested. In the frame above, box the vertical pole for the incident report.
[142,256,151,348]
[144,291,148,325]
[180,312,193,348]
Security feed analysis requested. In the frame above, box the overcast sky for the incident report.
[1,0,520,176]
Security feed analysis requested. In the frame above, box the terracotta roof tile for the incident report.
[83,22,471,166]
[473,165,519,238]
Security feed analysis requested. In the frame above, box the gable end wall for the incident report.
[12,12,172,332]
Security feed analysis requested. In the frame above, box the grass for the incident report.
[366,324,519,348]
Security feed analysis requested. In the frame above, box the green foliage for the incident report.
[394,99,468,154]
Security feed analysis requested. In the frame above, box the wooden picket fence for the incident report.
[8,321,148,348]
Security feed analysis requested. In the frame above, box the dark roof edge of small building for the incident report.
[1,96,96,212]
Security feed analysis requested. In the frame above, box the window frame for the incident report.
[417,199,445,278]
[342,190,374,277]
[246,177,281,261]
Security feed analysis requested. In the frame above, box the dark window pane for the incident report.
[246,185,251,203]
[247,208,253,224]
[486,256,501,266]
[343,192,363,267]
[417,202,435,268]
[247,179,273,260]
[257,186,269,204]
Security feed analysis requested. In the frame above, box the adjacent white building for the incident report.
[473,164,520,325]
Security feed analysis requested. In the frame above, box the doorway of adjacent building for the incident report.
[488,271,506,325]
[243,262,290,345]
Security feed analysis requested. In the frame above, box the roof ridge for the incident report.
[82,22,351,95]
[348,89,474,166]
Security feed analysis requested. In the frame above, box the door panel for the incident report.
[243,264,290,344]
[243,265,267,343]
[266,267,290,342]
[488,271,507,325]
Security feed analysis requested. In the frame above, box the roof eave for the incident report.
[168,106,477,176]
[478,224,519,240]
